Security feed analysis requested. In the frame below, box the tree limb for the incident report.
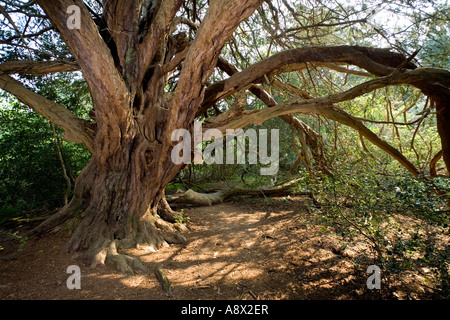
[214,55,327,173]
[0,73,95,152]
[102,0,142,77]
[136,0,183,87]
[204,67,450,177]
[0,60,80,75]
[201,45,417,110]
[36,0,130,113]
[168,0,263,130]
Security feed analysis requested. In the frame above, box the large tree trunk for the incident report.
[64,162,176,273]
[9,0,448,274]
[32,123,186,273]
[24,0,263,274]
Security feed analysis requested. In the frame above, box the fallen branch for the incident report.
[166,177,305,206]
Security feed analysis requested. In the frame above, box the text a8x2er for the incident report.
[181,304,269,317]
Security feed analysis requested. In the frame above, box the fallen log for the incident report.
[166,177,306,206]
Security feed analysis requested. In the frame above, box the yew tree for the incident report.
[1,0,449,273]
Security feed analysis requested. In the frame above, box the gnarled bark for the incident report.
[31,131,187,273]
[24,0,264,273]
[4,0,450,274]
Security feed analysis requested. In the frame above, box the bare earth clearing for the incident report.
[0,196,438,300]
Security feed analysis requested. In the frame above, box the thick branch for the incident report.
[0,73,94,152]
[168,0,263,130]
[136,0,182,86]
[212,68,450,130]
[103,0,142,77]
[215,55,323,159]
[207,68,449,129]
[201,45,416,110]
[0,60,80,75]
[36,0,129,112]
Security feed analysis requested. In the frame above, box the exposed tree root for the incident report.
[28,196,189,274]
[157,192,186,224]
[78,237,150,274]
[155,266,172,295]
[69,213,188,274]
[73,222,187,274]
[105,240,148,274]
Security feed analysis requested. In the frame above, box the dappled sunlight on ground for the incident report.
[0,196,441,300]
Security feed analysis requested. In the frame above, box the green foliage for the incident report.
[174,209,189,224]
[305,160,450,297]
[0,77,91,226]
[0,229,28,251]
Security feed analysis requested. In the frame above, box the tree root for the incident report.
[154,266,172,295]
[75,218,188,274]
[157,195,185,223]
[105,240,148,274]
[68,213,189,274]
[84,239,149,274]
[29,191,189,274]
[154,215,188,245]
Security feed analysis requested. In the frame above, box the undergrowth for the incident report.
[304,169,450,298]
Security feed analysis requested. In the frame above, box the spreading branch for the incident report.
[201,45,417,111]
[168,0,263,131]
[205,67,450,177]
[0,73,94,152]
[214,55,327,173]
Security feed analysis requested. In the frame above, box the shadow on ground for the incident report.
[0,196,432,300]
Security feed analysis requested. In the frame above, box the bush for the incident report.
[305,163,450,297]
[0,97,90,226]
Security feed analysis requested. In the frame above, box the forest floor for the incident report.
[0,195,442,300]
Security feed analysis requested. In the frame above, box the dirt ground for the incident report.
[0,195,441,300]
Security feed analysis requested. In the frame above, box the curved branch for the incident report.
[215,55,326,170]
[201,45,416,110]
[207,68,450,130]
[205,67,450,177]
[430,150,443,178]
[0,73,95,152]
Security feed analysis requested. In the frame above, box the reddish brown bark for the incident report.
[2,0,449,273]
[25,0,263,273]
